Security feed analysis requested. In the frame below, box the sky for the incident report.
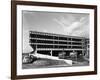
[22,11,89,53]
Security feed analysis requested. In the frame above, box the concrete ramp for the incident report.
[32,53,72,66]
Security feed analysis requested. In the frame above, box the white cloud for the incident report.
[53,15,89,38]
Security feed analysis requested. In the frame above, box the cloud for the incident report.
[53,15,89,38]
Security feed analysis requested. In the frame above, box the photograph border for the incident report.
[11,1,97,80]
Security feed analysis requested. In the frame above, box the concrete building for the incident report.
[29,31,89,58]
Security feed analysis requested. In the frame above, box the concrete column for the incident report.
[82,39,85,56]
[50,50,52,56]
[35,45,37,54]
[71,38,72,49]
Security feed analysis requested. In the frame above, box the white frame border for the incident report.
[17,5,94,75]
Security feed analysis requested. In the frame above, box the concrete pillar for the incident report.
[82,39,85,56]
[35,45,37,54]
[50,50,52,56]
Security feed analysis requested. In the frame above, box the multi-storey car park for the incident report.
[29,31,89,59]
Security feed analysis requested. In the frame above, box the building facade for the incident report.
[29,31,89,58]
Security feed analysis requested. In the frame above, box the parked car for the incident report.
[58,51,66,59]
